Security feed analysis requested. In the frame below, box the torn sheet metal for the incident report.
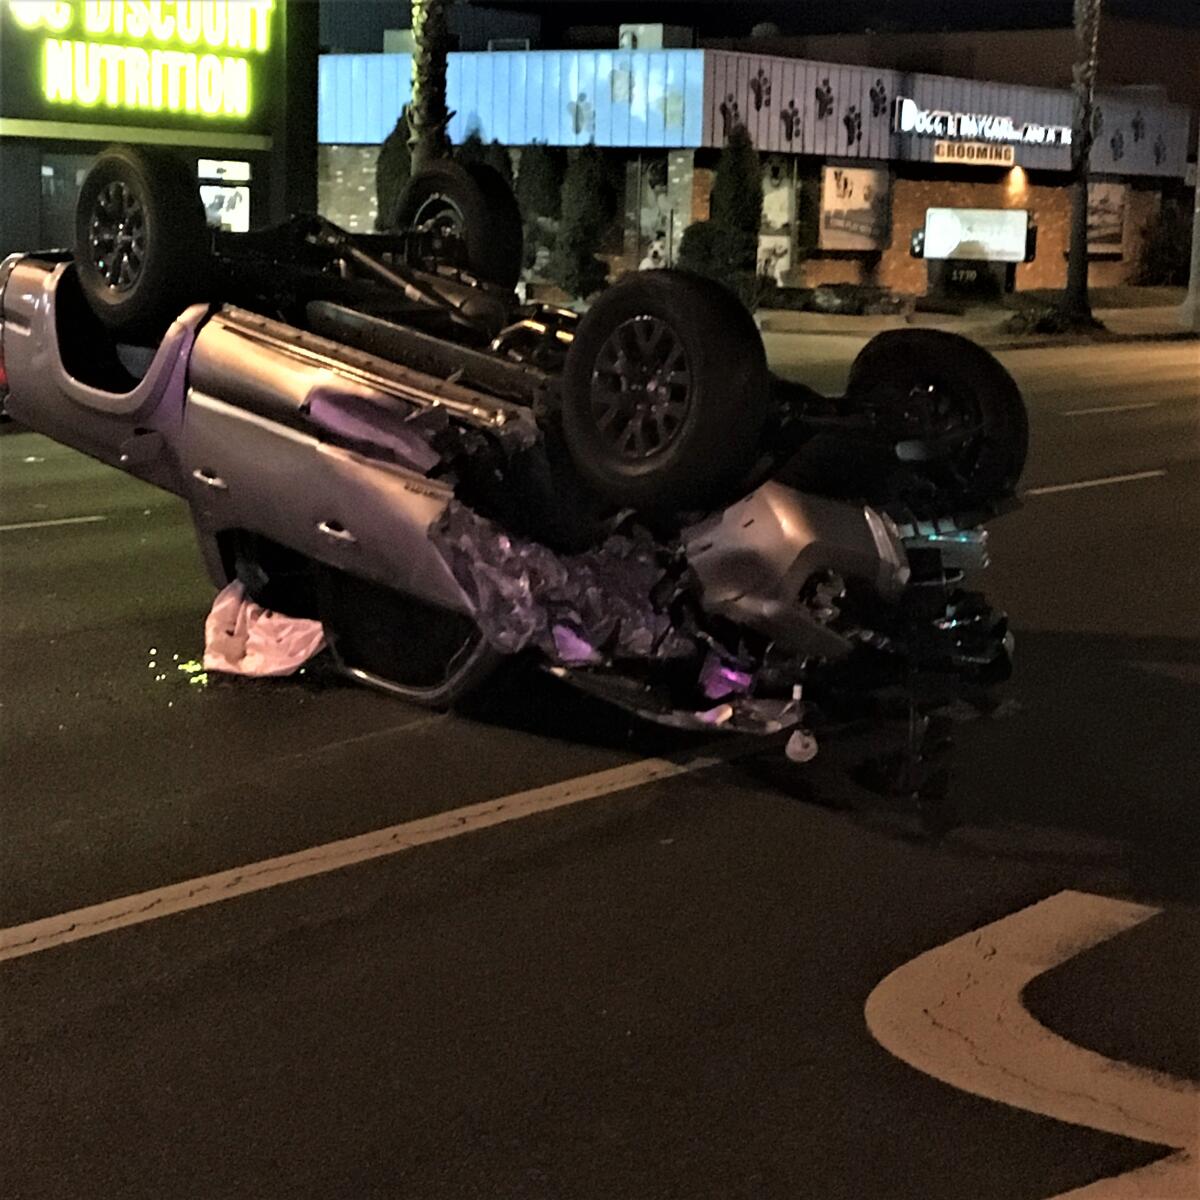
[203,581,326,677]
[431,502,692,663]
[306,387,441,474]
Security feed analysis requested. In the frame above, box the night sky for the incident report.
[470,0,1200,32]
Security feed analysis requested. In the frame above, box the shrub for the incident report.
[515,142,564,272]
[483,140,514,186]
[710,124,763,237]
[1136,199,1192,286]
[548,145,610,299]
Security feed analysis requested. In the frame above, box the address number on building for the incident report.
[934,141,1016,167]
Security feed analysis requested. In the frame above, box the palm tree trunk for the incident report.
[1063,0,1103,323]
[409,0,452,174]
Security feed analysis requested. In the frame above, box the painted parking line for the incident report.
[1025,470,1167,497]
[0,514,108,533]
[866,890,1200,1199]
[0,745,741,965]
[1061,402,1160,417]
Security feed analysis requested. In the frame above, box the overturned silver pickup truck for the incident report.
[0,146,1024,759]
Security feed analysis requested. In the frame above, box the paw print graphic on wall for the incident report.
[1153,133,1167,166]
[609,66,633,105]
[843,105,863,146]
[750,67,772,112]
[869,78,888,119]
[719,93,742,137]
[1131,111,1146,142]
[780,98,801,143]
[568,93,595,136]
[1109,129,1125,162]
[815,79,835,119]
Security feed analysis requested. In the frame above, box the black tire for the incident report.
[74,145,208,339]
[847,330,1030,505]
[560,270,770,513]
[392,159,523,291]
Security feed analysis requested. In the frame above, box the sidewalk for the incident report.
[757,295,1198,350]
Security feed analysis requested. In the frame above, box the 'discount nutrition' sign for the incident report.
[3,0,275,121]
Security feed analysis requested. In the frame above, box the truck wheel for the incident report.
[560,270,770,513]
[847,330,1029,505]
[392,159,523,291]
[75,145,208,339]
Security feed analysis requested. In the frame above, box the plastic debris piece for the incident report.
[552,624,603,665]
[786,729,819,763]
[698,652,753,700]
[431,502,688,665]
[202,581,326,678]
[697,703,735,726]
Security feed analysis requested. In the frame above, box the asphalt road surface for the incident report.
[1,338,1198,1200]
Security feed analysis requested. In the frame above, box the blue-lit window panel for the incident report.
[700,49,719,147]
[643,52,665,148]
[351,56,369,143]
[588,52,609,145]
[445,53,467,142]
[505,54,530,146]
[628,51,650,147]
[542,52,563,145]
[522,53,544,147]
[492,54,511,144]
[608,50,631,147]
[679,49,703,148]
[380,54,407,142]
[317,57,334,143]
[577,52,599,145]
[336,57,356,143]
[480,53,499,142]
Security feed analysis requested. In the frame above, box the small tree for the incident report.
[548,145,609,299]
[516,142,565,273]
[483,140,514,187]
[455,128,486,166]
[710,124,763,240]
[516,142,563,223]
[678,124,763,306]
[375,109,412,230]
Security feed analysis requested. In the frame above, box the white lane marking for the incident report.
[865,890,1200,1198]
[0,514,108,533]
[1025,470,1166,497]
[1062,402,1160,417]
[0,747,736,964]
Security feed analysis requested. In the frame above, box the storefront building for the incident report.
[0,0,317,256]
[318,44,1193,295]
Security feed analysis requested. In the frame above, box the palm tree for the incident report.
[408,0,452,173]
[1063,0,1103,324]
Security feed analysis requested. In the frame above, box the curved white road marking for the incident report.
[865,890,1200,1198]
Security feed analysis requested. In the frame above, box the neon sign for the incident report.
[6,1,275,119]
[894,96,1071,147]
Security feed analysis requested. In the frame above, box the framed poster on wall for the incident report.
[1087,182,1127,255]
[819,166,891,251]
